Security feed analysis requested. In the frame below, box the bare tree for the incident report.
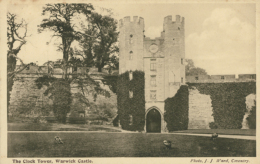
[7,13,30,109]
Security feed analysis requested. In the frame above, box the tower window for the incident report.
[195,77,199,80]
[129,71,133,80]
[221,76,225,80]
[151,75,156,86]
[150,90,156,100]
[178,27,180,30]
[129,115,133,125]
[129,51,133,60]
[129,91,133,98]
[129,35,133,44]
[181,77,183,83]
[181,58,183,64]
[150,63,156,71]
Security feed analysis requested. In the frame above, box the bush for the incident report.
[164,85,189,131]
[209,122,218,129]
[52,79,72,123]
[117,71,145,131]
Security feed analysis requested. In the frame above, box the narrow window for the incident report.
[129,91,133,98]
[129,115,133,125]
[150,90,156,100]
[150,63,156,71]
[181,77,183,83]
[195,77,198,80]
[178,27,180,30]
[181,58,183,64]
[150,75,156,86]
[129,71,133,80]
[129,51,133,60]
[129,35,133,44]
[221,76,225,80]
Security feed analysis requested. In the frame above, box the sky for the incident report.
[6,1,256,75]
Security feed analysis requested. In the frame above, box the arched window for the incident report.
[129,114,133,125]
[129,51,133,60]
[129,91,133,98]
[129,71,133,80]
[129,34,133,44]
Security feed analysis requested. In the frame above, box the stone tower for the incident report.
[119,16,144,73]
[119,15,185,133]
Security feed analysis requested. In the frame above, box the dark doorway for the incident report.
[146,108,161,133]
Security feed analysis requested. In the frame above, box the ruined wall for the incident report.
[9,74,117,119]
[188,88,214,129]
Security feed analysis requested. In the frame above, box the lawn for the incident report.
[8,123,121,132]
[8,132,256,157]
[173,129,256,136]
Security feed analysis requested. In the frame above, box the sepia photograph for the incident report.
[0,0,259,163]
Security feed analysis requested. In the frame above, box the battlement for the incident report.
[164,15,185,24]
[186,74,256,83]
[119,16,144,28]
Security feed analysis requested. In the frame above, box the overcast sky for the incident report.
[7,1,256,75]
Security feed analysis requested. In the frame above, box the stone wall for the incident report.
[188,88,214,129]
[9,74,117,119]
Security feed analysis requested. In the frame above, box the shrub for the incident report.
[164,85,189,131]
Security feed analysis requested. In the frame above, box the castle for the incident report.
[119,15,185,132]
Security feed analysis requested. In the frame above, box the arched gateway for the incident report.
[146,108,161,133]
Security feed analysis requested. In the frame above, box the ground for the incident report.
[7,123,256,157]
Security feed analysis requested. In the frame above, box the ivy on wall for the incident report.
[164,85,189,131]
[247,100,256,129]
[187,82,256,129]
[117,71,145,131]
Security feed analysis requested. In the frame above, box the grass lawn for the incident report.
[173,129,256,136]
[8,123,121,132]
[8,132,255,157]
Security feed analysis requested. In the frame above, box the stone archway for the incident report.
[146,108,161,133]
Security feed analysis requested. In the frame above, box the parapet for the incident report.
[119,16,144,28]
[164,15,185,24]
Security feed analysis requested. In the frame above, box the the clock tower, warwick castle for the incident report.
[119,15,185,132]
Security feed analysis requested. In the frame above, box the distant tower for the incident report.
[119,16,145,74]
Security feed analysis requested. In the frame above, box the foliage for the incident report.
[74,12,119,71]
[188,82,256,129]
[246,100,256,129]
[43,79,72,123]
[7,13,29,109]
[185,59,208,76]
[117,71,145,131]
[101,75,118,93]
[164,85,189,131]
[38,3,94,78]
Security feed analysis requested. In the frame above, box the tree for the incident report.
[38,3,94,78]
[7,13,30,109]
[75,12,119,72]
[185,59,208,76]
